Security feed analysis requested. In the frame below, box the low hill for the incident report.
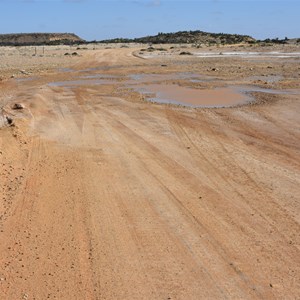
[0,33,84,46]
[98,30,256,45]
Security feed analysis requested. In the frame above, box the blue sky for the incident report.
[0,0,299,41]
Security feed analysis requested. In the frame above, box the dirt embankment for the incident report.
[0,33,84,46]
[0,45,299,299]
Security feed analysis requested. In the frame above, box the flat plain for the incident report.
[0,43,300,299]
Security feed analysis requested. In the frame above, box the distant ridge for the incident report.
[0,33,85,46]
[98,30,256,45]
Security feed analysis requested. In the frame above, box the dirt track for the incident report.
[0,46,300,299]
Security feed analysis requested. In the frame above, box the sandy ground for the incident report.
[0,44,300,299]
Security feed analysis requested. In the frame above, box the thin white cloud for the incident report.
[149,0,161,6]
[130,0,161,7]
[63,0,86,2]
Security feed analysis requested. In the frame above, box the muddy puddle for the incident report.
[133,84,299,108]
[49,71,299,107]
[80,74,121,79]
[194,52,300,58]
[134,84,250,107]
[126,73,210,84]
[48,78,116,87]
[48,72,211,88]
[59,68,73,73]
[16,77,35,82]
[125,73,298,107]
[141,51,300,59]
[247,75,283,83]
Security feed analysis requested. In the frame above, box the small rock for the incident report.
[12,103,24,110]
[20,70,29,75]
[5,116,13,126]
[179,51,192,56]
